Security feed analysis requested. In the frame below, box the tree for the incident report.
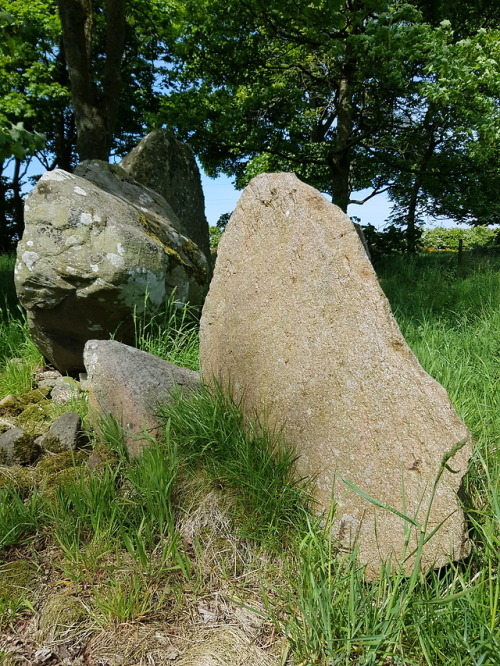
[57,0,127,161]
[159,0,499,247]
[57,0,176,162]
[0,3,64,251]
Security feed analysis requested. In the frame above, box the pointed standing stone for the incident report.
[200,173,472,579]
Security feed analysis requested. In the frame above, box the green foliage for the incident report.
[422,226,499,251]
[0,123,45,161]
[160,0,500,230]
[0,1,66,154]
[0,486,44,551]
[362,222,418,261]
[0,258,43,391]
[209,226,223,252]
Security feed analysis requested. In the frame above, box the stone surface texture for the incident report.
[15,167,209,374]
[40,411,84,453]
[120,129,211,262]
[74,160,185,235]
[84,340,200,457]
[200,172,473,578]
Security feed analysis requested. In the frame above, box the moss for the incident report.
[0,465,39,496]
[12,433,41,465]
[36,451,86,502]
[87,442,120,471]
[139,212,187,262]
[18,387,51,406]
[36,450,86,479]
[38,593,87,642]
[41,433,65,454]
[17,401,53,435]
[0,395,22,417]
[0,560,39,606]
[182,238,208,283]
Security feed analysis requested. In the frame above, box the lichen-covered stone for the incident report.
[120,129,211,263]
[50,376,81,405]
[15,166,209,374]
[200,172,473,579]
[0,428,41,465]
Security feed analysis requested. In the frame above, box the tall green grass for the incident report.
[0,254,43,392]
[134,294,201,371]
[160,385,311,546]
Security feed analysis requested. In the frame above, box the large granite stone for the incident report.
[15,168,209,374]
[120,129,211,262]
[199,172,473,579]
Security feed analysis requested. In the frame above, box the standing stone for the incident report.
[200,173,472,579]
[120,129,211,262]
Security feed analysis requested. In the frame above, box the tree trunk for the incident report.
[57,0,126,162]
[327,49,356,212]
[54,43,77,170]
[405,108,437,254]
[11,158,24,242]
[0,161,9,253]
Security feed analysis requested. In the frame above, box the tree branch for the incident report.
[349,186,391,205]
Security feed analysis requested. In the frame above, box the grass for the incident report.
[0,255,44,393]
[0,251,498,664]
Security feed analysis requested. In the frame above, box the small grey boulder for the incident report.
[84,340,199,457]
[0,427,41,465]
[40,412,86,453]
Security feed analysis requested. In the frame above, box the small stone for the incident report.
[38,378,59,389]
[40,412,86,453]
[35,369,61,383]
[84,339,199,457]
[0,427,41,465]
[51,377,81,404]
